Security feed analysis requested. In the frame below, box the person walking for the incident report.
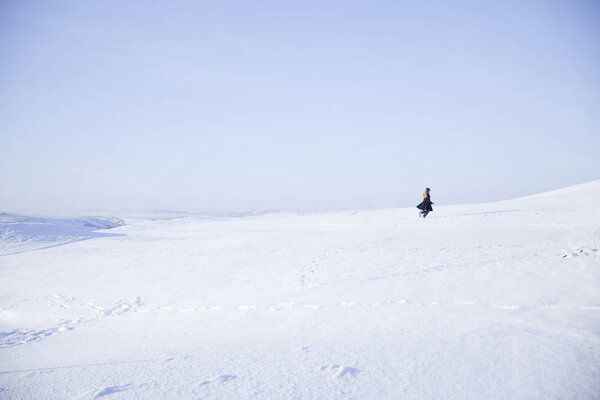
[417,187,433,218]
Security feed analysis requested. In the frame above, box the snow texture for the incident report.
[1,181,599,399]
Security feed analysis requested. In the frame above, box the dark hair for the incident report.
[425,187,430,190]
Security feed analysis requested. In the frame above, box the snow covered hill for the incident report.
[0,213,125,256]
[1,181,599,399]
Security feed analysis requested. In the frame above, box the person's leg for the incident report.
[422,210,429,218]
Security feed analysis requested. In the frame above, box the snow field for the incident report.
[0,181,599,399]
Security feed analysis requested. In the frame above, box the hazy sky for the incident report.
[1,0,598,214]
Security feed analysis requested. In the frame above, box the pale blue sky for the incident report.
[1,0,598,214]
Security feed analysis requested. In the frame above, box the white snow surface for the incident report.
[1,181,599,399]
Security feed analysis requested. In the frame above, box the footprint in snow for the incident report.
[0,319,78,348]
[104,297,144,316]
[94,384,134,398]
[320,365,360,379]
[561,248,597,258]
[199,375,237,386]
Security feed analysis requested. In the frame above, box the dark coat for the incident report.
[417,195,433,212]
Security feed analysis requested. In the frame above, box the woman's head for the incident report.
[425,187,430,192]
